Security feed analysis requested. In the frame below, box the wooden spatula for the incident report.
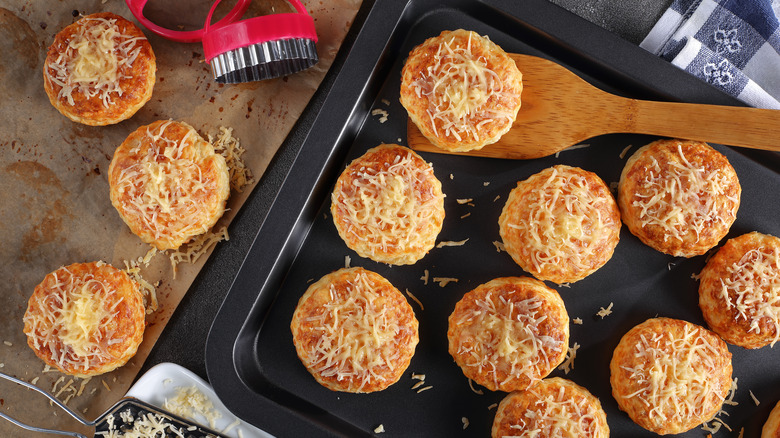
[408,53,780,159]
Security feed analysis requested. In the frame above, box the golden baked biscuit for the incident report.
[618,139,741,257]
[330,144,445,265]
[762,400,780,438]
[43,12,155,126]
[610,317,732,435]
[109,120,230,251]
[290,267,419,393]
[699,231,780,349]
[400,29,523,152]
[23,261,146,377]
[499,165,621,284]
[448,276,569,392]
[492,377,610,438]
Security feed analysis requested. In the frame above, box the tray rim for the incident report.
[204,0,761,437]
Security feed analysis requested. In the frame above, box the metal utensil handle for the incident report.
[0,371,92,426]
[0,411,87,438]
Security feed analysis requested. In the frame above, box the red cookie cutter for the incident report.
[125,0,318,83]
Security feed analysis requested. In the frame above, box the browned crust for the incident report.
[43,12,156,126]
[492,377,610,438]
[618,139,741,257]
[290,267,419,393]
[762,400,780,438]
[699,231,780,349]
[447,276,569,392]
[23,262,145,377]
[400,29,523,152]
[609,317,732,435]
[108,120,230,251]
[499,164,621,284]
[330,143,445,265]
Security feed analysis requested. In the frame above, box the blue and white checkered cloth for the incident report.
[640,0,780,109]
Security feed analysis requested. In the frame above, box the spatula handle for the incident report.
[627,100,780,152]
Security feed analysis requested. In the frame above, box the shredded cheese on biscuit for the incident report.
[720,245,780,346]
[332,147,442,264]
[23,263,128,373]
[505,166,618,279]
[46,16,145,108]
[621,323,728,427]
[631,144,739,244]
[115,121,224,248]
[302,271,407,391]
[452,293,564,390]
[412,32,518,142]
[506,383,603,437]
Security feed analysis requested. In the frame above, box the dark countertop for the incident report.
[140,0,676,384]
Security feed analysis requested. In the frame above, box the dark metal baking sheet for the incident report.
[205,0,780,437]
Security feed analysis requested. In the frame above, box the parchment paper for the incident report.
[0,0,361,435]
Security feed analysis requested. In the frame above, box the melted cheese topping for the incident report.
[333,147,441,262]
[453,292,564,390]
[505,166,618,277]
[621,323,726,425]
[114,121,214,245]
[302,271,405,391]
[24,263,124,373]
[721,245,780,346]
[46,16,146,107]
[506,385,602,438]
[412,32,518,142]
[631,144,738,243]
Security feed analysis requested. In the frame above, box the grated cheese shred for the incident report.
[163,385,223,430]
[208,126,254,193]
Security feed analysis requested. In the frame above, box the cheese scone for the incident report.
[699,231,780,349]
[610,317,732,435]
[109,120,230,251]
[762,400,780,438]
[23,262,146,377]
[492,377,610,438]
[400,29,523,152]
[290,267,419,393]
[448,276,569,392]
[499,165,621,284]
[618,139,741,257]
[43,12,156,126]
[330,144,445,265]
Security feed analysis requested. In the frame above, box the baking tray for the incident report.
[205,0,780,437]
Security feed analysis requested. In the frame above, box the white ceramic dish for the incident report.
[126,362,274,438]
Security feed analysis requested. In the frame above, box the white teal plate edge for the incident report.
[126,362,274,438]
